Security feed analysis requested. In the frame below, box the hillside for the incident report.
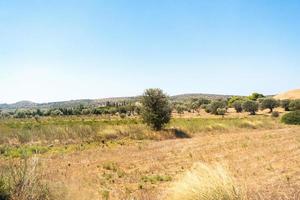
[0,93,234,110]
[273,89,300,100]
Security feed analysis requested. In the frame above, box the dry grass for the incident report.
[0,157,58,200]
[166,162,243,200]
[0,114,299,200]
[274,88,300,100]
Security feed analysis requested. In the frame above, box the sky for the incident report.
[1,0,300,103]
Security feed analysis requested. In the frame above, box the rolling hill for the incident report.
[273,89,300,100]
[0,93,234,110]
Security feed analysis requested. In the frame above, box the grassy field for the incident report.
[0,114,299,200]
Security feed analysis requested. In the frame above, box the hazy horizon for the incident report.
[1,1,300,103]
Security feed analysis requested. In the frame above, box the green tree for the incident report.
[260,98,279,113]
[141,88,172,130]
[232,100,243,113]
[280,99,291,111]
[242,100,258,115]
[289,99,300,111]
[248,93,265,101]
[228,96,243,107]
[209,100,227,115]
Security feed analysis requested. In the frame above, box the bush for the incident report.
[289,99,300,111]
[216,108,226,116]
[232,100,243,113]
[166,162,243,200]
[280,99,291,111]
[119,113,126,119]
[260,98,279,113]
[271,111,280,118]
[141,88,172,131]
[242,100,258,115]
[281,111,300,125]
[209,100,227,115]
[0,158,55,200]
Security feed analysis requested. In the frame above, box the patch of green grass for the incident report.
[141,174,172,184]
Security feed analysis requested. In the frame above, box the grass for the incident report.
[166,162,243,200]
[0,114,297,200]
[0,157,57,200]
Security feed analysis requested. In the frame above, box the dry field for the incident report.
[1,113,300,200]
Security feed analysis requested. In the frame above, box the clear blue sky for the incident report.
[1,0,299,103]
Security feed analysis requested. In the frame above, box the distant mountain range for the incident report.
[0,93,236,110]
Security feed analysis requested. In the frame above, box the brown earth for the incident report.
[41,126,300,200]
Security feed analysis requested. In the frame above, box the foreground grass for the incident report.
[166,162,243,200]
[0,115,284,158]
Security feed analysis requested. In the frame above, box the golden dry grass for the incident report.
[166,162,243,200]
[31,125,300,200]
[274,89,300,100]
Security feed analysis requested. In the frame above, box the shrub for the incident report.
[166,162,243,200]
[0,158,55,200]
[175,104,186,115]
[209,101,227,115]
[280,99,291,111]
[289,99,300,111]
[232,100,243,113]
[50,109,63,116]
[281,111,300,125]
[242,100,258,115]
[271,111,279,118]
[119,113,126,119]
[260,98,279,113]
[141,88,172,131]
[217,108,226,116]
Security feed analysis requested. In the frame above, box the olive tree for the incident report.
[280,99,291,111]
[209,100,227,115]
[232,100,243,113]
[242,100,258,115]
[260,98,279,113]
[141,88,172,131]
[289,99,300,111]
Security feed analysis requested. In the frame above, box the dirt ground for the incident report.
[41,125,300,200]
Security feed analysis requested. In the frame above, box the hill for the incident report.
[273,89,300,100]
[0,93,234,110]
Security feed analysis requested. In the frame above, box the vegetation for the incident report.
[0,158,55,200]
[208,100,227,115]
[242,100,258,115]
[260,98,279,113]
[141,88,172,130]
[232,100,243,113]
[281,111,300,125]
[289,99,300,111]
[248,92,264,101]
[167,162,243,200]
[280,99,291,111]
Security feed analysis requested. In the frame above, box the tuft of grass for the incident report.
[0,157,56,200]
[166,162,243,200]
[141,174,172,184]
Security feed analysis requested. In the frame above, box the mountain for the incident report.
[273,89,300,100]
[0,93,234,110]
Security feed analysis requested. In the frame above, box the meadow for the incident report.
[1,110,299,200]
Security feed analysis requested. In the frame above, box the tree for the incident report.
[232,100,243,113]
[242,100,258,115]
[289,99,300,111]
[280,99,291,111]
[260,98,279,113]
[248,93,264,101]
[228,96,243,107]
[141,88,172,130]
[209,100,227,115]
